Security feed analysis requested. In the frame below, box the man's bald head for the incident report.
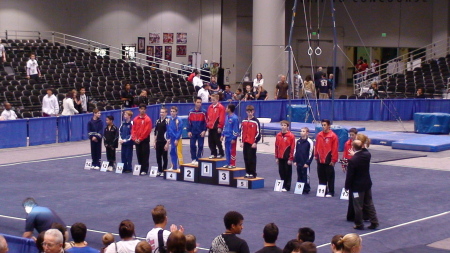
[0,235,8,253]
[352,140,363,151]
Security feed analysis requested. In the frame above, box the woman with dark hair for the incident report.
[303,75,315,99]
[256,86,269,100]
[61,91,79,115]
[167,231,186,253]
[105,220,140,253]
[282,239,301,253]
[253,73,264,93]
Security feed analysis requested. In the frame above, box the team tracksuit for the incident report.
[154,117,169,173]
[294,137,314,193]
[119,120,134,172]
[104,124,119,168]
[187,107,207,162]
[240,116,261,177]
[132,114,152,174]
[207,103,225,157]
[275,131,296,191]
[167,116,184,170]
[315,130,339,196]
[222,113,239,167]
[88,118,104,167]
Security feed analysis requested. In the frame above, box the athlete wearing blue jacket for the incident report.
[294,127,314,193]
[87,109,103,168]
[187,97,207,164]
[119,110,134,173]
[221,104,239,168]
[166,106,184,170]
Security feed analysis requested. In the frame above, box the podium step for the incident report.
[163,169,181,181]
[235,177,265,189]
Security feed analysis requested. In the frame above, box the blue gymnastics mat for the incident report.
[262,122,365,133]
[392,135,450,152]
[360,130,422,146]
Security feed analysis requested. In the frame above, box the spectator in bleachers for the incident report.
[299,242,316,253]
[0,102,17,120]
[330,234,344,253]
[210,62,219,77]
[101,233,115,253]
[67,222,99,253]
[187,69,197,83]
[255,223,282,253]
[368,82,379,99]
[146,205,184,253]
[42,229,64,253]
[294,70,301,99]
[79,87,90,113]
[303,75,315,99]
[275,75,289,100]
[121,84,135,108]
[105,220,140,253]
[256,86,269,100]
[22,197,66,239]
[73,89,82,114]
[61,91,79,115]
[318,73,331,99]
[0,235,8,253]
[253,73,264,93]
[120,110,134,173]
[26,53,41,83]
[222,85,233,102]
[282,239,301,253]
[135,90,149,106]
[0,43,6,64]
[198,83,210,103]
[104,115,119,171]
[297,227,315,243]
[185,234,197,253]
[244,84,255,101]
[210,211,249,253]
[88,109,104,169]
[167,231,186,253]
[416,87,426,98]
[193,70,203,92]
[232,88,244,101]
[132,104,152,175]
[334,233,362,253]
[42,89,59,116]
[135,241,152,253]
[209,76,221,95]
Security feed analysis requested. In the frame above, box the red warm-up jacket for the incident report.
[314,130,338,164]
[343,139,353,160]
[275,131,296,161]
[131,114,152,141]
[206,103,225,129]
[240,116,261,145]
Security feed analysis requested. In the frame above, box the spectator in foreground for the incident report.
[297,227,315,243]
[105,220,140,253]
[185,234,197,253]
[0,235,8,253]
[101,233,115,253]
[282,239,301,253]
[67,222,99,253]
[42,229,64,253]
[135,241,152,253]
[255,223,282,253]
[299,242,316,253]
[210,211,249,253]
[334,233,362,253]
[330,234,344,253]
[167,231,186,253]
[146,205,184,253]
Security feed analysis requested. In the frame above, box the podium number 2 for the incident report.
[187,170,192,177]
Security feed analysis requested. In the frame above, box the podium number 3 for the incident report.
[222,173,226,180]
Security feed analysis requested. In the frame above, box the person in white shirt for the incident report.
[197,83,210,103]
[0,102,17,120]
[193,71,203,92]
[61,91,79,116]
[253,73,264,93]
[42,89,59,116]
[105,220,140,253]
[0,44,6,63]
[26,53,41,83]
[146,205,184,253]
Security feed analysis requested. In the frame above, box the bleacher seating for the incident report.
[0,39,197,118]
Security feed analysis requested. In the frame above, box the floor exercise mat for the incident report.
[392,135,450,152]
[369,149,427,163]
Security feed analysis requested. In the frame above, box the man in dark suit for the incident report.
[345,140,379,230]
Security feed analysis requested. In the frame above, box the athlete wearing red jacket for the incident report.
[275,121,296,191]
[132,105,153,175]
[240,105,261,178]
[206,94,225,158]
[315,119,338,197]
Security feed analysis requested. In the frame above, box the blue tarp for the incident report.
[414,113,450,134]
[29,117,57,146]
[57,116,70,143]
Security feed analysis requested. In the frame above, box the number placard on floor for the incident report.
[294,182,305,195]
[149,166,158,177]
[84,159,92,170]
[316,184,326,197]
[184,168,195,182]
[273,180,284,192]
[100,161,109,172]
[133,165,141,176]
[237,179,248,189]
[201,162,212,177]
[166,171,177,181]
[340,188,349,200]
[115,163,124,174]
[218,170,230,185]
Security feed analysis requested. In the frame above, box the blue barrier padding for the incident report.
[315,126,349,152]
[288,104,313,123]
[70,114,84,141]
[414,113,450,134]
[392,135,450,152]
[81,113,93,140]
[57,116,70,143]
[1,233,39,253]
[29,117,57,146]
[0,119,27,148]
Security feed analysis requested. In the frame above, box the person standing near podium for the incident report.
[206,94,225,159]
[132,104,152,175]
[240,105,261,179]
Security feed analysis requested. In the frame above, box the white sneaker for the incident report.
[325,194,333,197]
[140,172,147,175]
[223,165,229,168]
[244,173,250,178]
[191,160,197,165]
[216,155,223,159]
[194,160,199,165]
[208,155,215,159]
[94,166,100,170]
[107,166,113,172]
[281,188,287,192]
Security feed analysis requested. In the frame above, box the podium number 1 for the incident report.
[202,162,212,177]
